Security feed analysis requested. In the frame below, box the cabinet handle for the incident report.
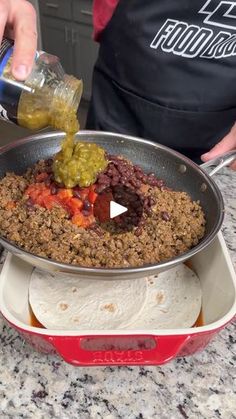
[64,26,70,43]
[71,28,77,45]
[46,3,59,9]
[81,9,93,16]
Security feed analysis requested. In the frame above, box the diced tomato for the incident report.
[43,195,60,210]
[57,188,73,200]
[72,212,94,228]
[25,183,49,195]
[71,212,86,227]
[25,183,52,207]
[38,189,51,201]
[88,189,98,204]
[66,197,83,214]
[35,172,49,182]
[24,181,96,229]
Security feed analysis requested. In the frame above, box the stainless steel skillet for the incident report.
[0,130,235,279]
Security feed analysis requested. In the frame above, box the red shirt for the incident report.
[93,0,119,41]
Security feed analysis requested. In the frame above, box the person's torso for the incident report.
[95,0,236,111]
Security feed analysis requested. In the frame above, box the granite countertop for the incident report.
[0,168,235,419]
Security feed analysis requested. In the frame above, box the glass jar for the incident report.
[0,38,83,132]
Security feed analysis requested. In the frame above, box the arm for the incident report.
[201,123,236,170]
[0,0,37,80]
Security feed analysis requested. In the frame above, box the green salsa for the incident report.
[53,137,108,188]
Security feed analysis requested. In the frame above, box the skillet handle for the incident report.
[200,150,236,177]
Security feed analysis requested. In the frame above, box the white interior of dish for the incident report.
[0,232,235,336]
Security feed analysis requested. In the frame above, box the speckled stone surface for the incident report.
[0,168,235,419]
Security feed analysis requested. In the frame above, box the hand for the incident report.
[201,123,236,170]
[0,0,37,80]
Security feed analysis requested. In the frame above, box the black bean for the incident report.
[146,178,157,186]
[55,182,65,188]
[98,175,110,185]
[117,165,128,175]
[95,184,107,194]
[136,172,144,180]
[45,166,53,174]
[125,169,133,178]
[132,216,139,225]
[161,211,171,221]
[128,178,137,187]
[111,178,119,187]
[45,178,51,187]
[51,185,58,195]
[135,179,142,188]
[108,154,119,161]
[46,158,53,166]
[113,174,120,182]
[128,194,137,203]
[113,192,123,199]
[107,171,113,178]
[156,180,165,188]
[83,200,92,211]
[82,209,91,216]
[123,182,131,188]
[146,208,153,216]
[148,197,156,206]
[111,168,119,177]
[73,190,82,199]
[25,198,34,207]
[136,208,143,216]
[142,175,148,184]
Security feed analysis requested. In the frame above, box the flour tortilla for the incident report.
[29,264,201,330]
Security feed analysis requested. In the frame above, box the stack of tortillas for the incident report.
[29,263,202,330]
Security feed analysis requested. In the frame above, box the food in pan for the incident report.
[29,263,202,330]
[53,140,108,188]
[0,148,205,268]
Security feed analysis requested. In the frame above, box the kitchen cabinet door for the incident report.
[73,0,93,25]
[40,0,72,21]
[73,23,99,101]
[40,16,74,75]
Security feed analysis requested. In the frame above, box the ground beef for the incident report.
[0,160,206,268]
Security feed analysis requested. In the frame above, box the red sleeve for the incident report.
[93,0,120,41]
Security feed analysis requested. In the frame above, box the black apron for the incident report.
[86,0,236,161]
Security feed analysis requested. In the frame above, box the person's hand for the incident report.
[0,0,37,80]
[201,123,236,170]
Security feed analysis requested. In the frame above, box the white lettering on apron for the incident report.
[150,0,236,59]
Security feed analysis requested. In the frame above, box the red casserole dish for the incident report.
[0,232,235,366]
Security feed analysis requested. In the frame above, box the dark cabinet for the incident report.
[39,0,98,100]
[39,0,72,20]
[73,23,98,100]
[40,16,74,74]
